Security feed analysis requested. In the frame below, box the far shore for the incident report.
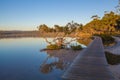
[0,31,76,38]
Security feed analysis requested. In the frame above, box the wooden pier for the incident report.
[62,37,115,80]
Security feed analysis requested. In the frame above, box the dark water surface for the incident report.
[0,38,84,80]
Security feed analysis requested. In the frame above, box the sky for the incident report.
[0,0,118,30]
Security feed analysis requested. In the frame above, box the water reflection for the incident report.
[0,38,83,80]
[40,59,64,74]
[40,49,81,74]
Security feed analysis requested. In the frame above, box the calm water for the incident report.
[0,38,84,80]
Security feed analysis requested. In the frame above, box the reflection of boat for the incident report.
[40,49,81,74]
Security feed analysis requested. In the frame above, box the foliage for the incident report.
[94,34,115,45]
[37,21,83,34]
[105,51,120,65]
[91,15,100,20]
[70,44,82,50]
[82,11,120,34]
[37,11,120,47]
[47,44,61,50]
[37,24,50,33]
[37,11,120,39]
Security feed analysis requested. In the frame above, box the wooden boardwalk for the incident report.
[62,37,115,80]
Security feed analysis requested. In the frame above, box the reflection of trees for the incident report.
[40,64,52,74]
[40,49,80,74]
[55,60,64,70]
[40,59,64,74]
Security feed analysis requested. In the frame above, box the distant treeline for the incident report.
[0,31,73,38]
[0,21,83,38]
[0,31,41,38]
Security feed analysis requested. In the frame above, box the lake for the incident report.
[0,38,85,80]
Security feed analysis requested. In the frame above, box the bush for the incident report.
[94,34,115,45]
[47,44,60,50]
[77,38,92,46]
[70,45,82,50]
[105,51,120,65]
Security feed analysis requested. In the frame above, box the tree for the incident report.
[42,21,82,49]
[115,0,120,15]
[65,21,80,34]
[82,11,120,34]
[54,25,63,32]
[38,24,49,33]
[116,18,120,30]
[91,15,100,20]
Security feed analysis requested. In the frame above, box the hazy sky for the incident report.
[0,0,118,30]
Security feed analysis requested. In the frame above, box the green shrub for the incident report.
[47,44,60,50]
[70,45,82,50]
[105,51,120,65]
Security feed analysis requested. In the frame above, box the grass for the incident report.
[105,51,120,65]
